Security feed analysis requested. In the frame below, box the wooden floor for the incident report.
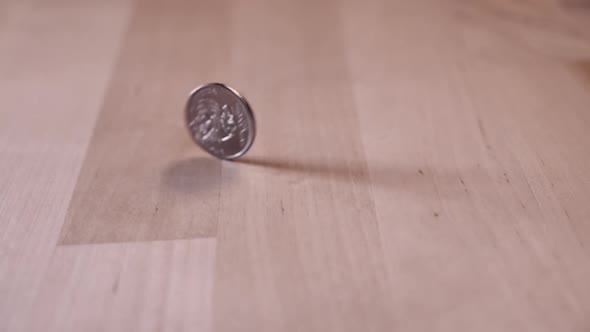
[2,0,590,331]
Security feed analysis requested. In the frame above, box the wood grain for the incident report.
[0,0,135,330]
[1,0,590,331]
[211,1,393,330]
[60,0,231,244]
[27,239,215,332]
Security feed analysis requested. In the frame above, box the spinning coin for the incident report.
[185,83,256,160]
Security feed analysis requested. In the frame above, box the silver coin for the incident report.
[185,83,256,160]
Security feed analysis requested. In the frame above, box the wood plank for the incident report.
[342,1,590,330]
[60,0,231,244]
[212,1,393,330]
[0,0,134,330]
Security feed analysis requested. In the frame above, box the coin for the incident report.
[185,83,256,160]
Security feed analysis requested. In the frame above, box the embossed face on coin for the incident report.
[185,83,255,160]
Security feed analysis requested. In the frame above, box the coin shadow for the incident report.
[162,156,494,201]
[237,156,487,200]
[161,156,223,194]
[236,156,429,187]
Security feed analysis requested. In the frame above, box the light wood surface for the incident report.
[2,0,590,331]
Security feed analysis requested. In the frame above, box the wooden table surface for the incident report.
[2,0,590,331]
